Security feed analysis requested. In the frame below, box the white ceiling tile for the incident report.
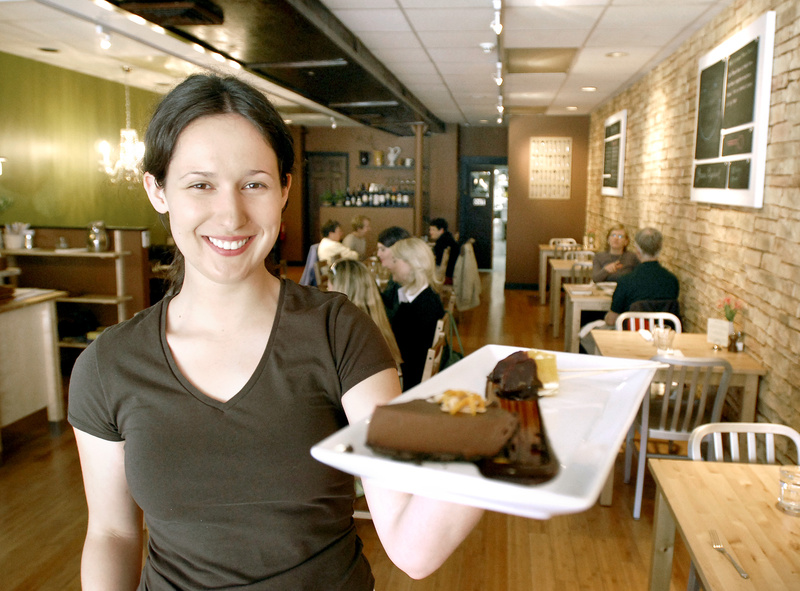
[587,26,681,47]
[597,5,709,28]
[503,29,590,49]
[435,60,497,75]
[569,46,660,74]
[417,30,496,49]
[355,31,422,49]
[389,62,441,75]
[324,0,397,8]
[400,0,492,8]
[330,9,411,33]
[504,6,605,31]
[371,47,431,63]
[428,47,497,63]
[507,0,608,6]
[405,8,494,32]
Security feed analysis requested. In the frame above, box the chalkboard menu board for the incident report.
[601,110,626,197]
[691,12,775,208]
[724,39,758,128]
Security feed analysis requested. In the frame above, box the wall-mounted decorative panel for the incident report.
[529,137,572,200]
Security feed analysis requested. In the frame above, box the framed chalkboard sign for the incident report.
[601,110,627,197]
[691,11,775,208]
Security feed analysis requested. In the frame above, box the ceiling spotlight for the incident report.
[497,115,503,124]
[96,25,111,50]
[566,106,578,111]
[479,42,495,54]
[490,11,503,35]
[581,86,597,92]
[493,62,503,86]
[330,117,337,129]
[606,51,628,58]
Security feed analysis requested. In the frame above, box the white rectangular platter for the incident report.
[312,345,656,519]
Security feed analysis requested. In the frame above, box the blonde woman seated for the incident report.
[329,259,403,384]
[592,225,639,283]
[388,238,445,391]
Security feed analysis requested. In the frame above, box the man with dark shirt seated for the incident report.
[605,227,679,326]
[428,218,459,285]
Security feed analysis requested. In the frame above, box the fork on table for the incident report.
[710,529,749,579]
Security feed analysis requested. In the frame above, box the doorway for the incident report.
[304,152,348,252]
[458,157,508,270]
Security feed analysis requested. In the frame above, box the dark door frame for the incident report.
[303,151,349,254]
[458,156,508,269]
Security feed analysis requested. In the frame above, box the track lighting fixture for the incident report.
[490,11,502,35]
[96,25,111,50]
[493,62,503,86]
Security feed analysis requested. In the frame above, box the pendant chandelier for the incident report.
[98,66,145,185]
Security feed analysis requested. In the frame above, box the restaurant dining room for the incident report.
[1,0,800,589]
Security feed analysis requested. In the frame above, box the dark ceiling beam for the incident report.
[283,0,445,135]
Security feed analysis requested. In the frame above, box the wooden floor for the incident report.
[0,251,690,590]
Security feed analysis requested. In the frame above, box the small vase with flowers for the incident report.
[718,297,744,352]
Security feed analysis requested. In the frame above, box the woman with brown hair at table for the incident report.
[592,225,639,283]
[67,73,481,591]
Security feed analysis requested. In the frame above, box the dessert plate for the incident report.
[311,345,656,519]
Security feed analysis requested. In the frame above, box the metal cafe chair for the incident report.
[624,356,733,519]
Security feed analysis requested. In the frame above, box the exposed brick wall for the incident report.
[586,0,800,454]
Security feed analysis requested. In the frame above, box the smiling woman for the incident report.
[66,73,483,591]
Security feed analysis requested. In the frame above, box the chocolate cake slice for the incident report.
[366,399,519,462]
[480,350,560,484]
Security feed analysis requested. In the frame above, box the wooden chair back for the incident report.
[421,314,449,383]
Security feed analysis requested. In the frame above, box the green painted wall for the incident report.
[0,51,168,243]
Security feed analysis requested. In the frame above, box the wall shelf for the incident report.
[357,165,415,171]
[2,228,149,351]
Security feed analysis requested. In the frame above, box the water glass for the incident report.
[652,326,675,355]
[777,465,800,516]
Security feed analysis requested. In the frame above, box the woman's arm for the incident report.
[341,369,484,579]
[73,429,144,591]
[592,255,610,282]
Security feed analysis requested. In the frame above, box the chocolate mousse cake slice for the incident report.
[366,399,519,462]
[479,350,560,484]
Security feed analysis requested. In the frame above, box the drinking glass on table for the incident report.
[652,327,675,355]
[778,466,800,516]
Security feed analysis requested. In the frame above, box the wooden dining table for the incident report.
[563,283,612,352]
[648,459,800,591]
[591,330,766,422]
